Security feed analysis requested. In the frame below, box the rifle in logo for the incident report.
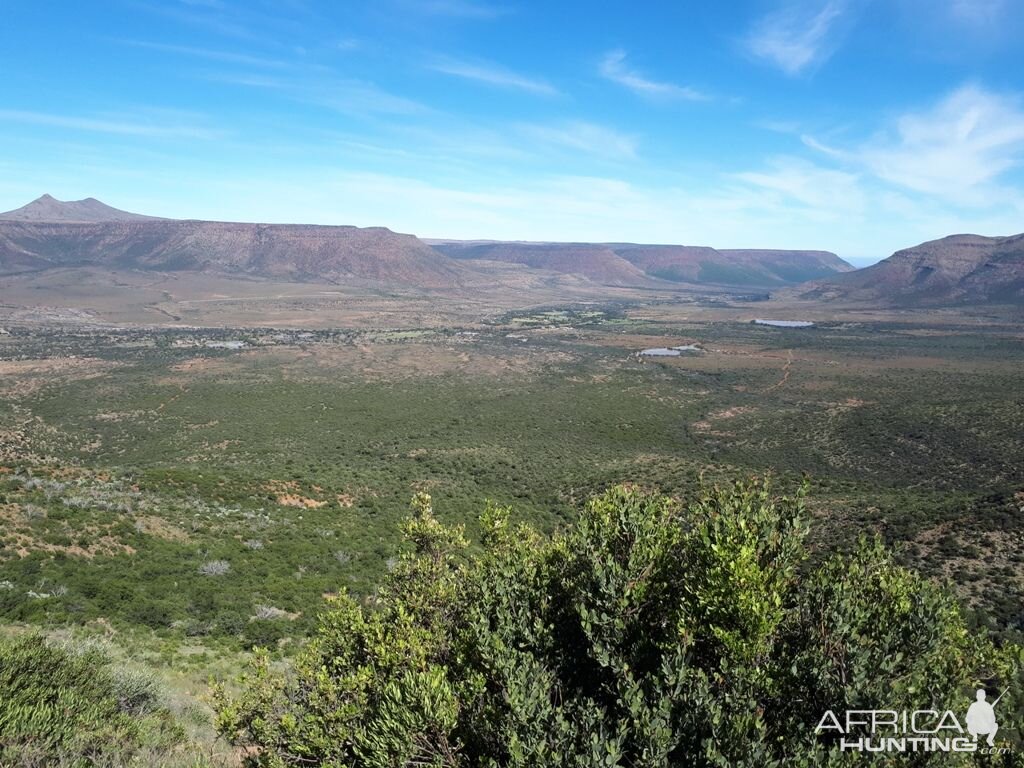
[966,689,1004,748]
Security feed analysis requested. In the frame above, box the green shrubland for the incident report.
[214,480,1023,766]
[0,633,187,766]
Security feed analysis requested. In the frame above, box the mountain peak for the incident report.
[0,194,162,223]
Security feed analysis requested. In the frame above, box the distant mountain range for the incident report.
[0,193,162,223]
[0,195,854,291]
[6,195,1019,305]
[0,196,461,288]
[792,233,1024,306]
[429,240,852,288]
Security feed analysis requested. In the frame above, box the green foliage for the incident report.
[0,633,185,766]
[216,480,1020,766]
[3,318,1023,648]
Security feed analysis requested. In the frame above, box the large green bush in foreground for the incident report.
[0,634,185,766]
[214,480,1022,766]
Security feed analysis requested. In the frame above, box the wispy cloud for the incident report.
[204,72,427,115]
[861,85,1024,202]
[119,39,288,68]
[134,0,264,41]
[397,0,506,19]
[745,0,848,76]
[599,49,707,100]
[804,84,1024,205]
[0,109,223,140]
[516,121,638,159]
[336,38,363,52]
[733,157,864,214]
[428,58,558,96]
[949,0,1006,25]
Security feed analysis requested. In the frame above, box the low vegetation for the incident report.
[0,633,186,766]
[0,306,1022,763]
[214,482,1022,766]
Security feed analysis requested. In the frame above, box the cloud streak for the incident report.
[949,0,1006,25]
[516,121,638,159]
[746,0,848,76]
[0,109,223,140]
[119,39,288,68]
[599,49,706,100]
[803,84,1024,206]
[428,58,558,96]
[204,71,427,116]
[398,0,506,19]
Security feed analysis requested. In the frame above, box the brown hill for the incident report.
[0,219,464,288]
[0,196,465,289]
[718,249,854,283]
[0,194,163,223]
[792,233,1024,305]
[0,195,851,292]
[428,241,656,286]
[432,240,852,288]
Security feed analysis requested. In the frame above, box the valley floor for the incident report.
[1,289,1022,763]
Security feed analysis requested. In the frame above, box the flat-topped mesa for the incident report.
[0,194,852,291]
[430,239,853,288]
[0,196,466,288]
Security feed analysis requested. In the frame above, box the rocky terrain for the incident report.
[426,241,656,286]
[27,195,1024,304]
[0,193,162,223]
[0,197,464,288]
[791,232,1024,305]
[431,239,853,288]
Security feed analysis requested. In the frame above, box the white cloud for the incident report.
[428,58,558,96]
[862,86,1024,200]
[119,40,288,68]
[803,84,1024,206]
[949,0,1006,25]
[599,49,707,100]
[516,121,638,159]
[746,0,848,75]
[398,0,506,19]
[0,109,223,140]
[733,157,865,214]
[204,72,427,115]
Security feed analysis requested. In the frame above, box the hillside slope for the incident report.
[0,195,852,291]
[0,194,163,223]
[792,233,1024,305]
[0,197,465,288]
[429,241,656,286]
[431,239,852,288]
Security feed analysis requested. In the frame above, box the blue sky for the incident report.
[1,1,1023,264]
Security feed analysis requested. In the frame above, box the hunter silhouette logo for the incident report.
[816,688,1010,754]
[966,688,1003,747]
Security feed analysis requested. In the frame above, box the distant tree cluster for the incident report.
[214,480,1022,767]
